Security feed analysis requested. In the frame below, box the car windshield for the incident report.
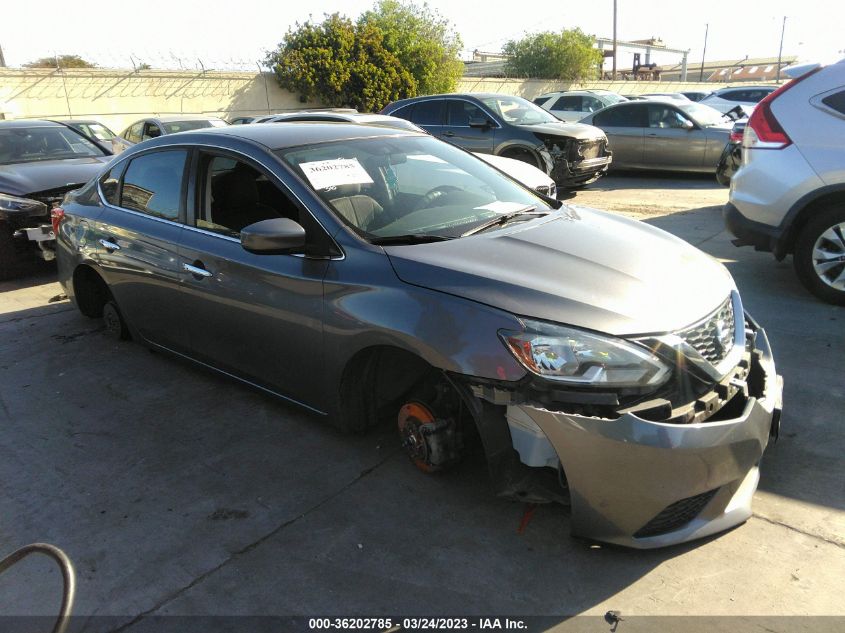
[161,120,220,134]
[480,96,559,125]
[0,126,106,165]
[277,135,553,241]
[77,123,115,141]
[678,103,730,127]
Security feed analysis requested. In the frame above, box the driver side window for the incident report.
[648,106,689,129]
[196,154,299,237]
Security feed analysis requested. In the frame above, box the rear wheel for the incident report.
[102,300,131,341]
[793,205,845,305]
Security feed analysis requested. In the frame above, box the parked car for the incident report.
[682,91,713,102]
[533,89,627,122]
[700,85,776,114]
[581,100,733,172]
[725,59,845,304]
[381,93,612,188]
[229,116,258,125]
[112,115,228,154]
[52,119,117,153]
[55,122,781,548]
[0,120,110,278]
[715,119,746,186]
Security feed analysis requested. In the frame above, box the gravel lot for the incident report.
[0,173,843,631]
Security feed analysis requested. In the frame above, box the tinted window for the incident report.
[822,90,845,115]
[446,100,486,126]
[410,101,444,126]
[126,122,143,143]
[533,96,552,106]
[120,150,187,220]
[142,122,162,140]
[550,96,583,112]
[593,104,648,127]
[389,104,413,121]
[100,165,122,206]
[581,96,604,112]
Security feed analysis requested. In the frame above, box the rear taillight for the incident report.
[51,207,65,235]
[744,67,822,150]
[730,129,744,143]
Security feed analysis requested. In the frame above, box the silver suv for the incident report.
[725,59,845,304]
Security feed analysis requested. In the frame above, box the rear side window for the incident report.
[120,150,187,221]
[410,100,444,126]
[821,91,845,115]
[533,96,552,106]
[389,104,413,121]
[593,104,648,127]
[99,165,123,206]
[126,122,143,143]
[550,96,582,112]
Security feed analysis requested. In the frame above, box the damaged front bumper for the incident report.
[504,317,783,548]
[539,142,612,188]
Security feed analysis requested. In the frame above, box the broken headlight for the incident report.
[500,319,670,388]
[0,193,49,216]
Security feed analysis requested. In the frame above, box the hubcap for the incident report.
[812,222,845,291]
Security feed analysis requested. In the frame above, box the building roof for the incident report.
[659,56,798,82]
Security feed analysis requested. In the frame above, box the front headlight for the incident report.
[0,193,48,215]
[499,319,670,388]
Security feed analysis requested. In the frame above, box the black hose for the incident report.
[0,543,76,633]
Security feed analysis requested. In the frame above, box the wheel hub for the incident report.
[812,221,845,291]
[397,401,461,473]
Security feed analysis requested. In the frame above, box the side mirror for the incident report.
[680,119,695,130]
[240,218,306,254]
[469,116,491,129]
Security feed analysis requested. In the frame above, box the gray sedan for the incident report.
[581,100,732,172]
[54,123,781,548]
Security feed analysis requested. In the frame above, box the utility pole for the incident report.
[612,0,618,80]
[699,23,708,81]
[776,16,787,82]
[0,43,6,67]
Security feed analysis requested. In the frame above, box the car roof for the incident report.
[0,119,66,129]
[168,121,421,149]
[713,85,776,93]
[156,114,224,123]
[387,92,523,107]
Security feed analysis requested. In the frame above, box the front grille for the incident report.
[677,296,735,365]
[29,184,84,208]
[634,489,718,538]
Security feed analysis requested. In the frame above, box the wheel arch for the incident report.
[778,185,845,256]
[71,263,111,318]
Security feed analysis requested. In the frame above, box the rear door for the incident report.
[93,148,189,350]
[643,104,708,169]
[407,99,445,137]
[177,149,329,409]
[592,104,647,167]
[442,99,495,153]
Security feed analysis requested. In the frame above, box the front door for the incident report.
[178,151,329,410]
[643,104,708,170]
[442,99,496,153]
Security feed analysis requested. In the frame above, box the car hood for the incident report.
[0,157,108,197]
[516,121,606,141]
[385,205,734,336]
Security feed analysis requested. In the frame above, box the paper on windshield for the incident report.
[299,158,374,190]
[475,201,530,214]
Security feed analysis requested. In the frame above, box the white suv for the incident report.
[534,90,627,122]
[700,85,776,114]
[725,59,845,304]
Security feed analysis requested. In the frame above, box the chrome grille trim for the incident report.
[677,296,735,365]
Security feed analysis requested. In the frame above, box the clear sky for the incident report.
[0,0,841,71]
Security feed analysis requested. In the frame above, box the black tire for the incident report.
[0,221,21,281]
[102,300,131,341]
[793,205,845,305]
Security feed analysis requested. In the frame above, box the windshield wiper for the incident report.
[461,206,545,237]
[369,234,454,245]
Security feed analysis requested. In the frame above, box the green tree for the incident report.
[265,13,414,112]
[24,54,96,69]
[503,29,602,80]
[358,0,463,95]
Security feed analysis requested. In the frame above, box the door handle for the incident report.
[183,262,212,278]
[99,238,120,251]
[443,131,455,137]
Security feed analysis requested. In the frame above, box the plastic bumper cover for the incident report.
[514,321,782,549]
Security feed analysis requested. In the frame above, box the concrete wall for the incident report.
[456,77,776,99]
[0,68,321,132]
